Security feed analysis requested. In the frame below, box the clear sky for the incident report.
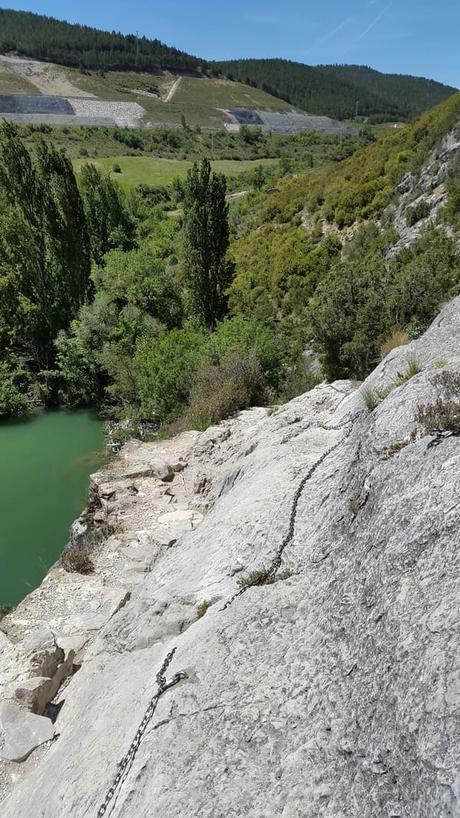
[3,0,459,88]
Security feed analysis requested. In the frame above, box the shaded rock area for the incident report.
[1,299,460,816]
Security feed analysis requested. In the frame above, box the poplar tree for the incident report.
[182,159,232,328]
[0,122,91,367]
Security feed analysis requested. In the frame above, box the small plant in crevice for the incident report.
[417,399,460,436]
[237,567,294,590]
[196,600,213,619]
[349,492,367,516]
[381,429,418,460]
[416,370,460,437]
[362,386,389,412]
[62,548,95,575]
[431,370,460,397]
[393,355,421,387]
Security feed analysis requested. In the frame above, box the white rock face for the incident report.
[1,299,460,816]
[0,702,54,762]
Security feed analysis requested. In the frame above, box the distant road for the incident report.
[164,76,182,103]
[168,189,247,217]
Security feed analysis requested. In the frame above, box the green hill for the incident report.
[229,92,460,378]
[212,58,457,122]
[0,8,203,73]
[318,64,458,119]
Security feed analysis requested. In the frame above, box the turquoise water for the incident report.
[0,411,104,607]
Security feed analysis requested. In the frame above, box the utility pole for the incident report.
[354,99,360,119]
[136,31,139,68]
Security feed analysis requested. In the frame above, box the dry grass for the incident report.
[380,330,410,359]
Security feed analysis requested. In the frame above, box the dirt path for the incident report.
[164,75,182,103]
[168,189,248,217]
[0,55,96,98]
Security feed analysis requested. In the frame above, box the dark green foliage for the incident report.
[0,359,30,415]
[307,228,460,379]
[55,244,184,409]
[0,8,203,72]
[0,122,91,373]
[79,164,135,265]
[406,200,430,226]
[307,227,392,379]
[183,159,233,328]
[213,59,457,122]
[208,315,288,390]
[134,327,208,421]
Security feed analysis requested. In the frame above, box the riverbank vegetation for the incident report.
[1,92,460,428]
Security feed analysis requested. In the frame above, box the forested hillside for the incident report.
[213,58,457,121]
[319,64,458,119]
[0,9,203,72]
[229,92,460,379]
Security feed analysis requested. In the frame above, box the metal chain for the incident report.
[96,416,358,812]
[96,648,186,817]
[222,423,354,610]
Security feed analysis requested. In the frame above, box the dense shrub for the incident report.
[135,328,208,421]
[406,200,431,226]
[187,348,268,429]
[0,360,30,416]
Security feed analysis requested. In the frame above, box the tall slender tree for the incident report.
[79,163,135,266]
[0,123,91,367]
[182,159,232,328]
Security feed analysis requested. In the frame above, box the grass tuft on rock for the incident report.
[62,548,95,575]
[237,568,293,590]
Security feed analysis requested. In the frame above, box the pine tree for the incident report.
[182,159,232,328]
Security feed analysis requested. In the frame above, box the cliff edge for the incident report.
[1,297,460,817]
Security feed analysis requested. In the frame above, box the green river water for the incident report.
[0,411,104,608]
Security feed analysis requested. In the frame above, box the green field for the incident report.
[73,155,278,188]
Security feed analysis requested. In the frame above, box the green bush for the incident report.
[0,360,29,416]
[406,200,430,226]
[187,348,268,429]
[135,327,208,421]
[209,315,287,390]
[62,548,95,574]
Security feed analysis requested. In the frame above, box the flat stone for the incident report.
[0,701,54,762]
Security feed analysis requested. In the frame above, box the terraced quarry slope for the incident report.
[0,55,350,132]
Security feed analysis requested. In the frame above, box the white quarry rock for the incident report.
[1,298,460,815]
[0,702,54,762]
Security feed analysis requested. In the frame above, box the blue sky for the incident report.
[4,0,459,87]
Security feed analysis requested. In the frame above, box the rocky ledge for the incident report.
[1,298,459,817]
